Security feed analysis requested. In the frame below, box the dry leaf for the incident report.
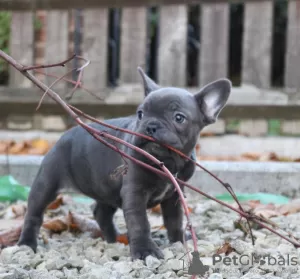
[11,204,27,218]
[254,209,279,219]
[67,212,103,238]
[116,234,129,245]
[278,200,300,216]
[42,218,68,233]
[0,141,14,153]
[241,152,261,161]
[216,242,235,255]
[47,195,64,210]
[151,205,192,214]
[151,205,162,214]
[0,224,23,247]
[8,142,29,154]
[28,139,50,155]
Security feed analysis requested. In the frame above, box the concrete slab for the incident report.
[1,155,300,198]
[1,132,300,159]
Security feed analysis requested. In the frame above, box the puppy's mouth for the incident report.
[140,141,169,156]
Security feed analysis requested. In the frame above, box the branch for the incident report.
[1,50,300,264]
[22,54,76,71]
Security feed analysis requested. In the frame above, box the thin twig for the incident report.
[35,69,103,101]
[36,68,76,111]
[22,54,76,71]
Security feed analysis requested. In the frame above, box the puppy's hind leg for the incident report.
[93,202,118,243]
[18,166,60,252]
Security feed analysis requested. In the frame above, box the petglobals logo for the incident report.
[212,253,299,267]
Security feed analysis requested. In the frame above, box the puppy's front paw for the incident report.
[130,238,164,260]
[17,237,37,253]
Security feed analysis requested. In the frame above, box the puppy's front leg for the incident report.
[121,178,164,260]
[161,191,184,243]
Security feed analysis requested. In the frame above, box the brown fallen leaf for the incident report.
[0,141,14,153]
[116,234,129,245]
[0,224,23,247]
[241,152,261,161]
[11,204,27,218]
[151,205,193,214]
[47,194,64,210]
[28,139,50,155]
[278,199,300,216]
[67,211,103,238]
[42,218,68,233]
[254,208,279,219]
[216,242,235,255]
[259,152,280,162]
[8,142,31,155]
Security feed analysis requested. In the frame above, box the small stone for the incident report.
[167,258,182,272]
[136,268,153,277]
[49,270,64,278]
[30,254,44,268]
[241,274,265,279]
[106,248,121,260]
[0,246,23,264]
[29,270,58,279]
[82,266,112,279]
[231,240,254,254]
[169,242,185,255]
[177,269,185,276]
[113,261,133,274]
[162,249,174,260]
[111,270,122,278]
[145,255,162,269]
[277,243,294,255]
[96,255,111,265]
[208,274,223,279]
[63,267,78,278]
[220,267,242,278]
[11,268,29,279]
[131,259,144,270]
[36,261,47,270]
[45,258,71,270]
[0,273,15,279]
[69,256,84,268]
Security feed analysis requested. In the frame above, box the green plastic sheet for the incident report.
[215,192,290,205]
[0,175,30,202]
[0,175,290,206]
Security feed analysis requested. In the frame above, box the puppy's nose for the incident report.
[146,122,158,136]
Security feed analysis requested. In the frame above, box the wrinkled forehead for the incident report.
[141,88,198,113]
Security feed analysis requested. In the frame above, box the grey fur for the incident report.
[18,67,231,260]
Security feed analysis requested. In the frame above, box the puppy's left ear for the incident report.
[194,79,232,124]
[137,66,160,97]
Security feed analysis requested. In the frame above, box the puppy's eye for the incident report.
[174,113,186,124]
[137,110,144,120]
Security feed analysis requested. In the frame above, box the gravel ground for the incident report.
[0,192,300,279]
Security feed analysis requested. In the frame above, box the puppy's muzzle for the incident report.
[145,121,160,136]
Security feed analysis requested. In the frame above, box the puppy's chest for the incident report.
[147,182,174,208]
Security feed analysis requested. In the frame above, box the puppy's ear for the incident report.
[137,67,160,96]
[194,79,231,124]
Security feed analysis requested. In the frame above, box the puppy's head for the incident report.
[134,67,231,158]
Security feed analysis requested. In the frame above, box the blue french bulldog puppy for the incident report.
[18,67,231,260]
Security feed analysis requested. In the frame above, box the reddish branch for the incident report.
[21,54,76,71]
[1,51,300,273]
